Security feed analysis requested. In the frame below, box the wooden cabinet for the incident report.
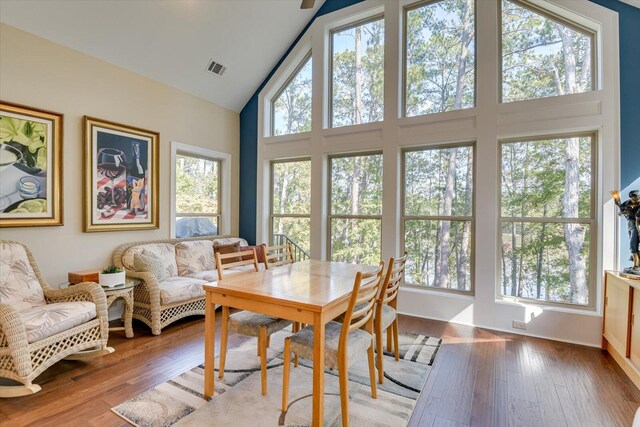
[603,272,640,389]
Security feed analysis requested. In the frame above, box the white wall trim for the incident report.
[170,141,232,238]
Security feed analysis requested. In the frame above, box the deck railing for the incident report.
[272,233,310,262]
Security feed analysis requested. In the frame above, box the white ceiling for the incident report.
[0,0,325,112]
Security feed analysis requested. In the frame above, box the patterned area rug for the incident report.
[112,329,441,427]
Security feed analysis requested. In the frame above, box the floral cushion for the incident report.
[212,237,248,247]
[122,243,178,277]
[0,242,46,312]
[185,270,219,282]
[379,304,397,330]
[289,321,373,370]
[228,311,292,337]
[19,301,96,343]
[157,276,208,305]
[176,241,215,276]
[134,250,168,281]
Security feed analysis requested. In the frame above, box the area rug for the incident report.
[112,329,441,427]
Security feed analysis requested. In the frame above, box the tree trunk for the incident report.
[563,137,587,304]
[354,26,363,125]
[456,148,472,290]
[536,205,548,299]
[435,150,457,288]
[453,0,474,109]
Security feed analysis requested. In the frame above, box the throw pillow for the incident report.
[214,242,242,264]
[133,250,167,281]
[239,245,266,263]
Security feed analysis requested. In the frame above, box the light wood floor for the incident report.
[1,312,637,426]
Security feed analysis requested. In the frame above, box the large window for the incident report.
[272,54,312,136]
[402,144,474,292]
[499,134,595,306]
[328,153,382,265]
[270,159,311,255]
[501,0,594,103]
[330,16,385,128]
[404,0,475,117]
[174,153,221,238]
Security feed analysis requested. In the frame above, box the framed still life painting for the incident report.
[0,101,63,227]
[83,116,159,232]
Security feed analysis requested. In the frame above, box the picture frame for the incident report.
[0,101,63,227]
[83,116,159,232]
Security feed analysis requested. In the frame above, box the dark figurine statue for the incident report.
[613,189,640,278]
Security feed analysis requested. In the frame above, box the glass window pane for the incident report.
[501,0,593,102]
[272,216,311,256]
[273,56,313,136]
[405,0,475,117]
[500,221,591,305]
[175,216,218,238]
[331,154,383,216]
[501,136,592,218]
[331,17,385,128]
[175,155,219,214]
[272,160,311,215]
[330,218,381,265]
[404,219,471,291]
[405,146,473,217]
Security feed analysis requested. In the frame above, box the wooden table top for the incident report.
[204,259,373,313]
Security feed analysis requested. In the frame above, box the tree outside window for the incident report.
[272,55,312,136]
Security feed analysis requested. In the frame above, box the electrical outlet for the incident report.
[512,320,527,330]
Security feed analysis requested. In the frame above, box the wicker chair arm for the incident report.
[44,282,110,339]
[125,270,161,305]
[0,303,32,377]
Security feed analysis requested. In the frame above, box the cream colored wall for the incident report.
[0,24,240,286]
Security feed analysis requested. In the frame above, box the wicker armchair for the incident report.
[112,236,244,336]
[0,241,112,397]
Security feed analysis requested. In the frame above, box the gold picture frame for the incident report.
[0,101,63,227]
[83,116,159,232]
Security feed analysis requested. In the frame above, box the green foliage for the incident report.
[272,160,312,253]
[273,57,312,136]
[101,266,123,274]
[175,155,219,215]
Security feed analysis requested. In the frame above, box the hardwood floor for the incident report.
[1,312,637,426]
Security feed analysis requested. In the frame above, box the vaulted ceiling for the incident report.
[0,0,325,112]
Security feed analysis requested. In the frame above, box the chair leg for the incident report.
[266,335,271,348]
[338,356,349,427]
[219,306,229,379]
[392,319,400,361]
[376,325,384,384]
[282,337,291,411]
[259,327,268,396]
[367,341,378,399]
[0,383,41,398]
[387,326,392,352]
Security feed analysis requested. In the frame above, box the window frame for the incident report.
[327,151,384,262]
[269,157,312,250]
[328,13,386,129]
[498,0,598,104]
[402,0,478,118]
[270,51,313,137]
[497,132,598,309]
[400,142,476,295]
[170,141,231,239]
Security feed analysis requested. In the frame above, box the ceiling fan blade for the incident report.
[300,0,315,9]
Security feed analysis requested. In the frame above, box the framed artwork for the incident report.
[0,101,63,227]
[83,116,159,232]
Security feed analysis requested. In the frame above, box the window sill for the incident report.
[495,297,602,317]
[400,284,475,301]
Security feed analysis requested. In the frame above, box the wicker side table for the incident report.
[61,279,139,338]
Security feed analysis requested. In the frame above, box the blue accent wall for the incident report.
[239,0,640,243]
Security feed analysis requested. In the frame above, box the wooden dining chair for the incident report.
[215,248,292,396]
[374,252,407,384]
[281,262,385,427]
[262,243,295,269]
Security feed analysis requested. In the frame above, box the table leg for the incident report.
[312,312,325,427]
[204,292,216,398]
[124,291,134,338]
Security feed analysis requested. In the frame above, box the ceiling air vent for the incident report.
[206,59,226,77]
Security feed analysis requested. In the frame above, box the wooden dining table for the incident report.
[203,259,373,427]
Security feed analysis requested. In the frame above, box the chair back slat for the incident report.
[379,253,407,308]
[216,249,259,279]
[341,262,384,339]
[263,243,295,269]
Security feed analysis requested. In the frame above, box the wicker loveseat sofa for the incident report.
[113,236,259,335]
[0,240,112,397]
